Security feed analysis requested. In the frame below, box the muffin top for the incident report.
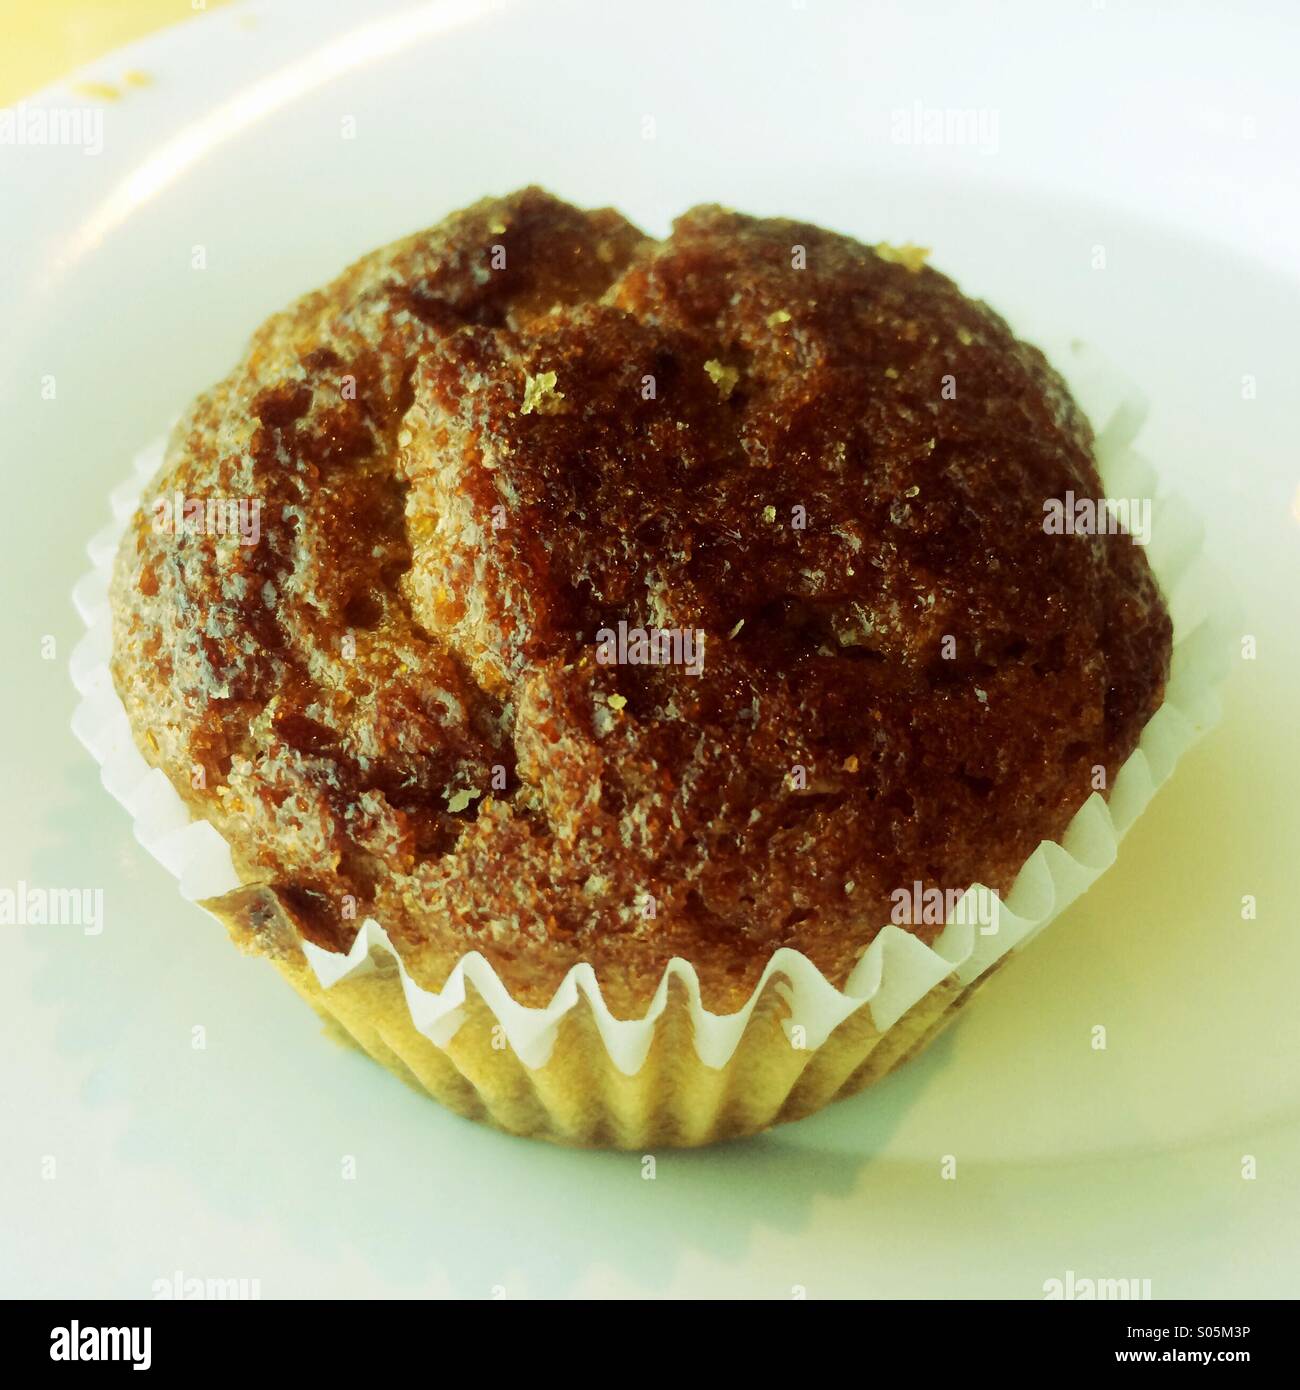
[111,187,1171,1016]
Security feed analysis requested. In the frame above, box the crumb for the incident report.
[875,242,930,273]
[72,80,120,102]
[520,370,564,415]
[704,359,740,398]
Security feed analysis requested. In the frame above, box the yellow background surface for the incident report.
[0,0,229,104]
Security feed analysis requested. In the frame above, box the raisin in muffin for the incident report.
[109,188,1172,1145]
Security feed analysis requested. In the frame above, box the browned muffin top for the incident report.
[110,187,1171,1016]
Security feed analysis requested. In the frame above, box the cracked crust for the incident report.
[110,187,1171,1017]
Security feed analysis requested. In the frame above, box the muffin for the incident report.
[107,187,1174,1146]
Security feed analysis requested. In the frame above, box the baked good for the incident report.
[108,187,1172,1144]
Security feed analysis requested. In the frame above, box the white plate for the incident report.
[2,0,1298,1298]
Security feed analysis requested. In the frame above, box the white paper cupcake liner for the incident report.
[70,342,1232,1078]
